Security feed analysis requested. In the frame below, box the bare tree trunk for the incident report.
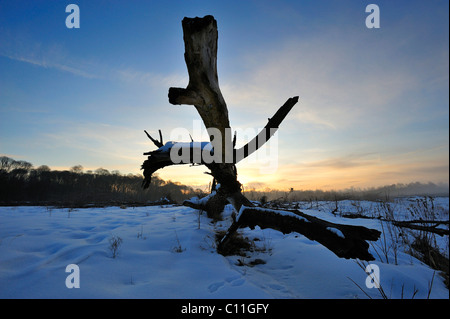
[168,15,231,161]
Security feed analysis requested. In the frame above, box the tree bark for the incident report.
[168,15,230,160]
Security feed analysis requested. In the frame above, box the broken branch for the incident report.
[233,96,299,163]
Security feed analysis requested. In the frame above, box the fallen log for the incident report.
[392,220,449,236]
[336,211,449,237]
[218,206,381,261]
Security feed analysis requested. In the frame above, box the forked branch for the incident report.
[144,130,163,148]
[141,97,298,187]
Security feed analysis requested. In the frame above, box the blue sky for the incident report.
[0,0,448,191]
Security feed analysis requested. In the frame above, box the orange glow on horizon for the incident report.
[157,157,449,192]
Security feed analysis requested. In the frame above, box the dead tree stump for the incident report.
[141,15,381,261]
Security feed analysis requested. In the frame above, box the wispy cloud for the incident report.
[113,68,187,88]
[1,49,186,89]
[33,121,145,171]
[294,109,336,129]
[2,52,99,79]
[0,36,185,87]
[304,153,381,170]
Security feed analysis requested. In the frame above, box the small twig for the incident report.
[158,129,163,145]
[173,230,185,253]
[347,277,373,299]
[427,271,436,299]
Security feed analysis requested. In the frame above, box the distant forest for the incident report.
[244,182,449,203]
[0,156,448,207]
[0,156,205,206]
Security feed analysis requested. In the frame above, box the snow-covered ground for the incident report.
[0,197,448,299]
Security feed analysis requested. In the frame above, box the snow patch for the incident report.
[0,199,448,299]
[158,141,212,153]
[236,206,309,223]
[326,227,345,239]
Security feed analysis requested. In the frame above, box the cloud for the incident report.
[0,35,100,79]
[294,109,336,129]
[304,153,381,170]
[220,24,443,132]
[267,144,449,190]
[33,121,145,172]
[1,51,99,79]
[0,36,186,88]
[2,49,186,89]
[113,68,187,88]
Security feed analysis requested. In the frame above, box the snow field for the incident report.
[0,199,448,299]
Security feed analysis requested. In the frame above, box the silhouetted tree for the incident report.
[141,15,381,260]
[0,156,204,206]
[70,165,83,174]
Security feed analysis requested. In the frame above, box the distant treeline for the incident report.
[244,182,449,203]
[1,156,448,207]
[0,156,205,206]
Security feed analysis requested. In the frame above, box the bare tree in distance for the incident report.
[70,165,84,174]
